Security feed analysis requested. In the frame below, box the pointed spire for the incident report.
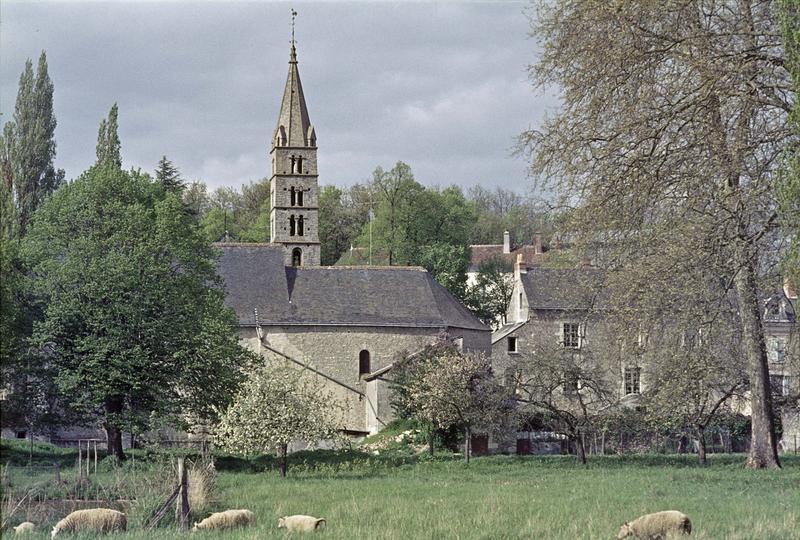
[274,9,313,148]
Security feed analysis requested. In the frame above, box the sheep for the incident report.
[278,514,327,533]
[13,522,35,534]
[618,510,692,539]
[51,508,126,538]
[192,509,255,532]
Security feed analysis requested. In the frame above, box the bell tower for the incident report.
[269,32,320,267]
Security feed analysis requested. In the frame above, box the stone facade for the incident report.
[269,43,321,267]
[239,325,489,434]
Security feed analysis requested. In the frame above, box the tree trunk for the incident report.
[103,398,126,461]
[577,432,587,465]
[429,430,435,456]
[696,426,707,466]
[464,426,471,464]
[279,443,288,478]
[733,242,780,469]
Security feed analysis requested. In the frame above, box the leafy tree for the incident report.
[401,346,512,463]
[513,321,616,465]
[213,362,342,477]
[523,0,792,468]
[2,51,63,237]
[466,257,515,327]
[641,317,747,465]
[183,181,211,217]
[366,162,423,266]
[417,243,470,302]
[22,163,250,460]
[319,185,369,265]
[155,155,184,193]
[96,103,122,168]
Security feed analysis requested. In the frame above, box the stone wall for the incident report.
[241,324,490,434]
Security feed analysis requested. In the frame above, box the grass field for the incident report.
[2,440,799,539]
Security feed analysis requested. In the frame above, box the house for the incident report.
[493,255,799,454]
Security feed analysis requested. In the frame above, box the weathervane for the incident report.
[291,9,298,46]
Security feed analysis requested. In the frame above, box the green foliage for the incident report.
[778,0,800,288]
[22,163,251,457]
[96,103,122,168]
[155,155,184,193]
[417,243,471,301]
[3,51,63,237]
[466,256,515,326]
[319,185,369,265]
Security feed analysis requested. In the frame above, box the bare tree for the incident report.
[523,0,794,468]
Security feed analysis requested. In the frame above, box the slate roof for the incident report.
[216,244,487,331]
[520,267,606,311]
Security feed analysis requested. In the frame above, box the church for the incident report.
[215,42,491,435]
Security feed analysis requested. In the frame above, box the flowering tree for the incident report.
[406,351,513,463]
[213,361,342,477]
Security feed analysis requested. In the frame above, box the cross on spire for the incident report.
[291,9,298,46]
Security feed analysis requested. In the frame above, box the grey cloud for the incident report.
[1,1,554,192]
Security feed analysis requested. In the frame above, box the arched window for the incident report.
[297,189,304,206]
[289,215,296,236]
[290,186,296,206]
[292,248,302,267]
[296,156,303,174]
[298,215,304,236]
[359,350,370,376]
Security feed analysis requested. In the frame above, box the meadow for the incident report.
[2,439,799,540]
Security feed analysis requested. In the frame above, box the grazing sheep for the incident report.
[192,509,255,532]
[13,522,35,534]
[278,515,327,533]
[51,509,126,538]
[618,510,692,539]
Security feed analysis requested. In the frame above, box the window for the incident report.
[563,323,580,348]
[295,156,303,174]
[770,339,787,363]
[770,374,788,397]
[15,430,26,439]
[624,367,641,395]
[359,350,371,376]
[507,336,518,353]
[289,215,296,236]
[291,248,302,267]
[298,215,305,236]
[290,186,296,206]
[297,189,304,206]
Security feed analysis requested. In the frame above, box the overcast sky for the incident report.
[1,1,556,192]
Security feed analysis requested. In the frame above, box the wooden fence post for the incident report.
[94,441,98,475]
[176,457,190,529]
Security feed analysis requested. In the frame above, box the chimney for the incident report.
[514,253,527,280]
[503,231,511,254]
[532,232,543,255]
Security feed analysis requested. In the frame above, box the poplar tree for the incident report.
[523,1,793,468]
[96,103,122,168]
[2,51,63,237]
